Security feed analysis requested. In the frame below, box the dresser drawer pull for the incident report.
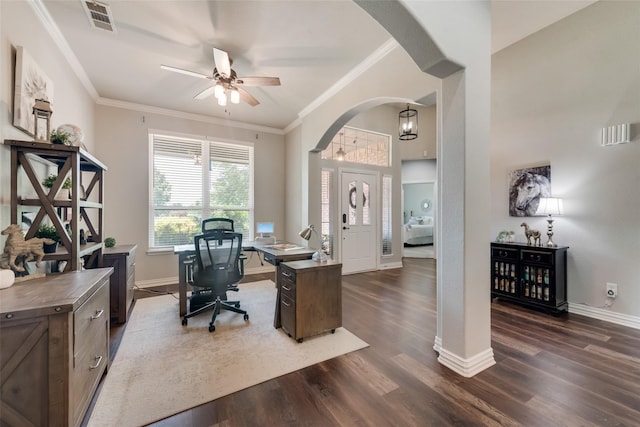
[529,254,542,262]
[282,285,292,291]
[91,309,105,320]
[89,355,103,370]
[282,271,293,278]
[499,250,509,257]
[281,299,291,307]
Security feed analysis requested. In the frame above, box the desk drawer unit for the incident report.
[104,244,137,323]
[279,260,342,342]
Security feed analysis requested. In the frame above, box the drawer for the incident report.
[280,267,296,298]
[280,293,296,337]
[491,246,519,261]
[74,282,109,343]
[521,250,553,265]
[70,322,108,423]
[127,253,136,277]
[263,252,277,266]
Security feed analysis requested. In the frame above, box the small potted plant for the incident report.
[36,224,60,253]
[50,128,71,145]
[104,237,116,248]
[42,174,72,199]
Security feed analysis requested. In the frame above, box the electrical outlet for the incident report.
[606,282,618,298]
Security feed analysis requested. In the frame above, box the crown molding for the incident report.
[96,97,284,135]
[295,38,399,121]
[29,0,99,100]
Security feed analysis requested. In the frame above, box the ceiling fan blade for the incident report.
[236,76,281,87]
[160,64,210,80]
[194,86,216,100]
[236,87,260,107]
[213,48,231,78]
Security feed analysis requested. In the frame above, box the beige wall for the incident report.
[398,105,437,161]
[491,0,640,318]
[286,45,442,269]
[94,104,285,283]
[1,0,96,248]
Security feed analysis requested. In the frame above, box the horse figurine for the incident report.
[520,222,541,246]
[1,224,55,272]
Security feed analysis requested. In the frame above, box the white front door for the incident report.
[340,171,377,274]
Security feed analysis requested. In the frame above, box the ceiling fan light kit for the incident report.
[161,47,281,108]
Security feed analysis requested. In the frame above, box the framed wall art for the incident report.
[13,46,54,139]
[508,165,551,217]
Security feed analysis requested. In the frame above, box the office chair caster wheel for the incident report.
[331,329,336,334]
[244,314,249,321]
[182,318,188,326]
[235,302,241,308]
[297,338,303,343]
[209,324,215,332]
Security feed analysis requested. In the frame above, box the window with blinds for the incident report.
[321,169,333,257]
[382,175,392,256]
[150,133,254,248]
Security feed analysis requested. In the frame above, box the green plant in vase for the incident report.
[104,237,116,248]
[36,224,60,253]
[42,174,72,198]
[50,128,71,145]
[42,175,72,190]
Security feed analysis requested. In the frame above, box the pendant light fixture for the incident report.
[399,103,418,140]
[335,132,346,161]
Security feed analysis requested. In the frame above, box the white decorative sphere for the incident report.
[0,269,16,289]
[57,124,84,146]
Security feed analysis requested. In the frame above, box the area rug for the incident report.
[87,280,368,427]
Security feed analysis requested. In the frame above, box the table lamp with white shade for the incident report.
[536,197,564,247]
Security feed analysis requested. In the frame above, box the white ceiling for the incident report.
[39,0,596,132]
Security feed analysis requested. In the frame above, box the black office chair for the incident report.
[181,230,249,332]
[201,217,234,234]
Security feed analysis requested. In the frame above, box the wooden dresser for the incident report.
[279,259,342,342]
[103,244,137,323]
[0,269,113,427]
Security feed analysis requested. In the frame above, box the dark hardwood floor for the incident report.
[94,259,640,426]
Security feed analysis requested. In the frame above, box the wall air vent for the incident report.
[82,1,117,33]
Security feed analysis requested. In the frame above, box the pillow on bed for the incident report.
[422,217,433,225]
[407,216,423,225]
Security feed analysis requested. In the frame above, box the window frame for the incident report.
[148,131,254,251]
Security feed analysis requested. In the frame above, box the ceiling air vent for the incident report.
[82,1,117,33]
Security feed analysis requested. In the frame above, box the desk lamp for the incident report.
[299,225,328,262]
[536,197,563,247]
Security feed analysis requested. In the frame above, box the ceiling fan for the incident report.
[161,48,281,107]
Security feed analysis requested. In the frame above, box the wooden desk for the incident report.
[173,241,315,318]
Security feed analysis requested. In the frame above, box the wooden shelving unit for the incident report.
[7,139,107,272]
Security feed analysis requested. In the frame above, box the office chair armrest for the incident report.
[183,256,196,284]
[238,255,245,276]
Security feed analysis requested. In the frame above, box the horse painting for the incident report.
[1,224,55,272]
[509,166,551,217]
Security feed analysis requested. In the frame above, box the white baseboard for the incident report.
[568,302,640,330]
[136,276,178,289]
[379,261,403,270]
[433,335,442,353]
[437,347,496,378]
[135,265,275,289]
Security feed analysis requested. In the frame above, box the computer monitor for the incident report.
[256,222,274,238]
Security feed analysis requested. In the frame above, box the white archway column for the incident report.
[357,0,494,376]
